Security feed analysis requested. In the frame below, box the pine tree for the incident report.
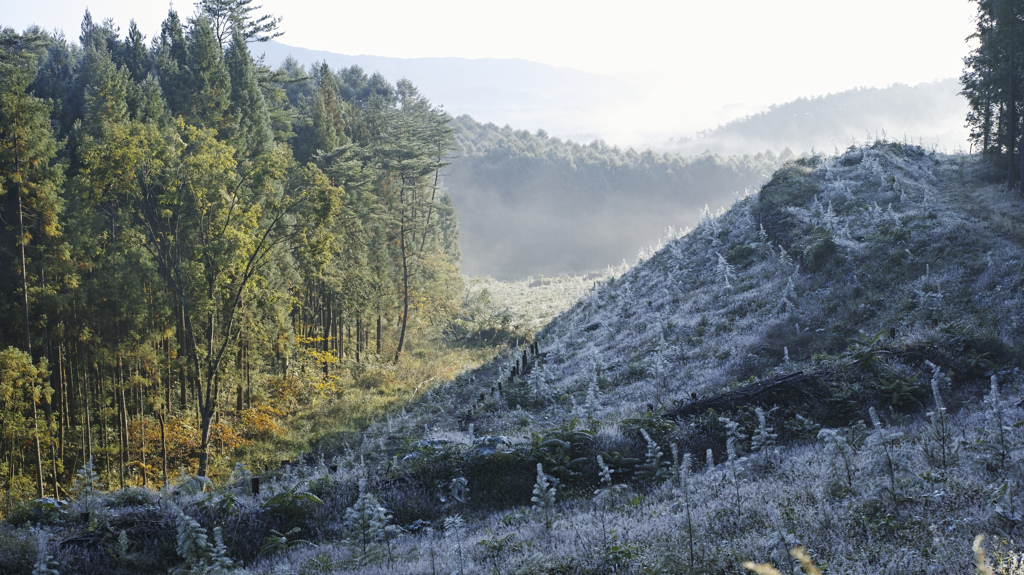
[532,463,556,528]
[224,27,272,160]
[153,10,189,118]
[80,46,130,132]
[116,20,149,84]
[196,0,283,48]
[184,17,231,135]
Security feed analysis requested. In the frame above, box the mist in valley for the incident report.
[261,43,970,279]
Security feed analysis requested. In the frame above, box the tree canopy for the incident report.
[0,10,459,499]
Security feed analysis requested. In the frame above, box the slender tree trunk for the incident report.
[121,364,129,486]
[245,344,251,409]
[58,340,66,480]
[138,364,146,489]
[198,404,213,477]
[356,316,362,364]
[323,295,333,377]
[376,314,382,355]
[158,409,167,488]
[16,184,44,498]
[396,216,411,363]
[1009,52,1018,190]
[99,365,109,486]
[42,316,58,498]
[117,363,126,489]
[165,335,172,420]
[80,341,92,465]
[419,162,443,253]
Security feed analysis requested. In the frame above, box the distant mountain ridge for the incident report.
[661,79,969,156]
[261,41,968,156]
[256,40,637,138]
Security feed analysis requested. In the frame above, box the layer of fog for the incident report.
[261,42,972,278]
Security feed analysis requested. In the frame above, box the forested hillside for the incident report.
[447,115,789,277]
[0,3,466,504]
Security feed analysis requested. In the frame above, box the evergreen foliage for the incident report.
[961,0,1024,187]
[0,9,463,497]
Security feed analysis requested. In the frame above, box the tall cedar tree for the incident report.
[0,28,64,498]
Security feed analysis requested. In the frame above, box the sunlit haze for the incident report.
[5,0,977,144]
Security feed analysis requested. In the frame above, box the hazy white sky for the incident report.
[4,0,978,136]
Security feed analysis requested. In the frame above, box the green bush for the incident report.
[803,227,841,272]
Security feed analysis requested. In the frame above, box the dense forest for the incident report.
[0,1,463,504]
[447,116,790,276]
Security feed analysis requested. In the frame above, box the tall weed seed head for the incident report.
[674,451,699,571]
[719,416,748,512]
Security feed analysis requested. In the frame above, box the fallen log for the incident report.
[662,370,828,421]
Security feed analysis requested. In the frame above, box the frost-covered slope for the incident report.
[531,142,1023,421]
[243,143,1024,574]
[367,142,1024,444]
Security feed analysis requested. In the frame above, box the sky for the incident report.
[4,0,979,140]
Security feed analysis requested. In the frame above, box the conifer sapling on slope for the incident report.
[444,514,467,575]
[532,463,557,528]
[863,407,903,508]
[172,507,233,574]
[817,427,857,493]
[639,428,670,482]
[70,456,103,514]
[920,361,960,474]
[345,487,394,558]
[751,407,779,468]
[980,375,1016,475]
